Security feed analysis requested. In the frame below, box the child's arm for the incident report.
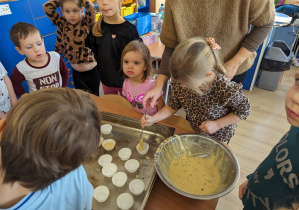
[199,83,252,134]
[10,67,26,98]
[3,75,17,105]
[199,113,241,134]
[83,0,96,26]
[43,0,62,25]
[141,105,177,126]
[156,96,165,111]
[59,57,69,87]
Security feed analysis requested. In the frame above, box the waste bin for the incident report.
[257,40,292,91]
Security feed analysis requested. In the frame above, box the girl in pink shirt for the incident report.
[122,40,164,115]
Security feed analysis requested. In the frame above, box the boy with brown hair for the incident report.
[0,88,101,209]
[9,22,69,98]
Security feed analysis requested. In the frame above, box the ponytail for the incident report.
[92,14,104,37]
[212,51,227,76]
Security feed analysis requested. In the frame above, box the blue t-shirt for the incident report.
[1,165,93,210]
[242,126,299,210]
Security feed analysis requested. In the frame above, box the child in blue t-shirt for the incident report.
[239,68,299,210]
[0,88,101,209]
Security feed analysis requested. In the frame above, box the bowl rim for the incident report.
[154,133,240,200]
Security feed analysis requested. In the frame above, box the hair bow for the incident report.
[205,37,221,50]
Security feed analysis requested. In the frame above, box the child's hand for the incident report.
[238,180,248,200]
[199,120,220,134]
[141,114,154,127]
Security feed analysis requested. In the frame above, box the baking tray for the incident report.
[83,112,175,210]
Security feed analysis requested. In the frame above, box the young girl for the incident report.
[0,62,17,120]
[121,40,164,115]
[142,37,252,144]
[43,0,100,95]
[88,0,141,95]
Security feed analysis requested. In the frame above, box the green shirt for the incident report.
[242,126,299,210]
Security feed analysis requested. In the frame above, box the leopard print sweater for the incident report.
[43,0,96,64]
[168,73,251,143]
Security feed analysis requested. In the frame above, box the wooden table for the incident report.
[89,95,219,210]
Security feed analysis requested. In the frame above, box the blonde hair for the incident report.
[121,40,152,82]
[170,36,226,93]
[1,88,101,191]
[92,0,122,37]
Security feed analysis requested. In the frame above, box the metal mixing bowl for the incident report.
[154,134,240,200]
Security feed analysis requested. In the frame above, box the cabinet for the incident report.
[136,0,150,13]
[122,0,150,15]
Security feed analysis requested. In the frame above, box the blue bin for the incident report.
[125,12,151,36]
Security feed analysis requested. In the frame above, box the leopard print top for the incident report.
[168,73,251,143]
[43,0,96,64]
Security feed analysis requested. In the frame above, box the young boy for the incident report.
[0,88,101,209]
[239,69,299,209]
[9,22,69,98]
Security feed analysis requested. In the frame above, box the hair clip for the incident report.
[205,37,221,50]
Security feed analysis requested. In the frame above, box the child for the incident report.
[142,37,251,144]
[88,0,141,95]
[0,88,101,209]
[121,40,164,115]
[9,22,69,98]
[0,62,17,120]
[43,0,100,96]
[239,68,299,209]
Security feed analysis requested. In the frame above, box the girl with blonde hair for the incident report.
[88,0,140,95]
[142,37,251,144]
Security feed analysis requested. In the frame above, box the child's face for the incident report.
[285,69,299,127]
[123,51,147,81]
[62,2,84,25]
[97,0,122,18]
[15,32,47,64]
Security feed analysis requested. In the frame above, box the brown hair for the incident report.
[10,22,42,48]
[121,40,152,82]
[0,88,101,191]
[170,36,226,94]
[60,0,82,9]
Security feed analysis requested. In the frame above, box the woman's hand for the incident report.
[224,59,240,80]
[224,47,253,80]
[239,180,249,200]
[199,120,220,134]
[142,87,163,109]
